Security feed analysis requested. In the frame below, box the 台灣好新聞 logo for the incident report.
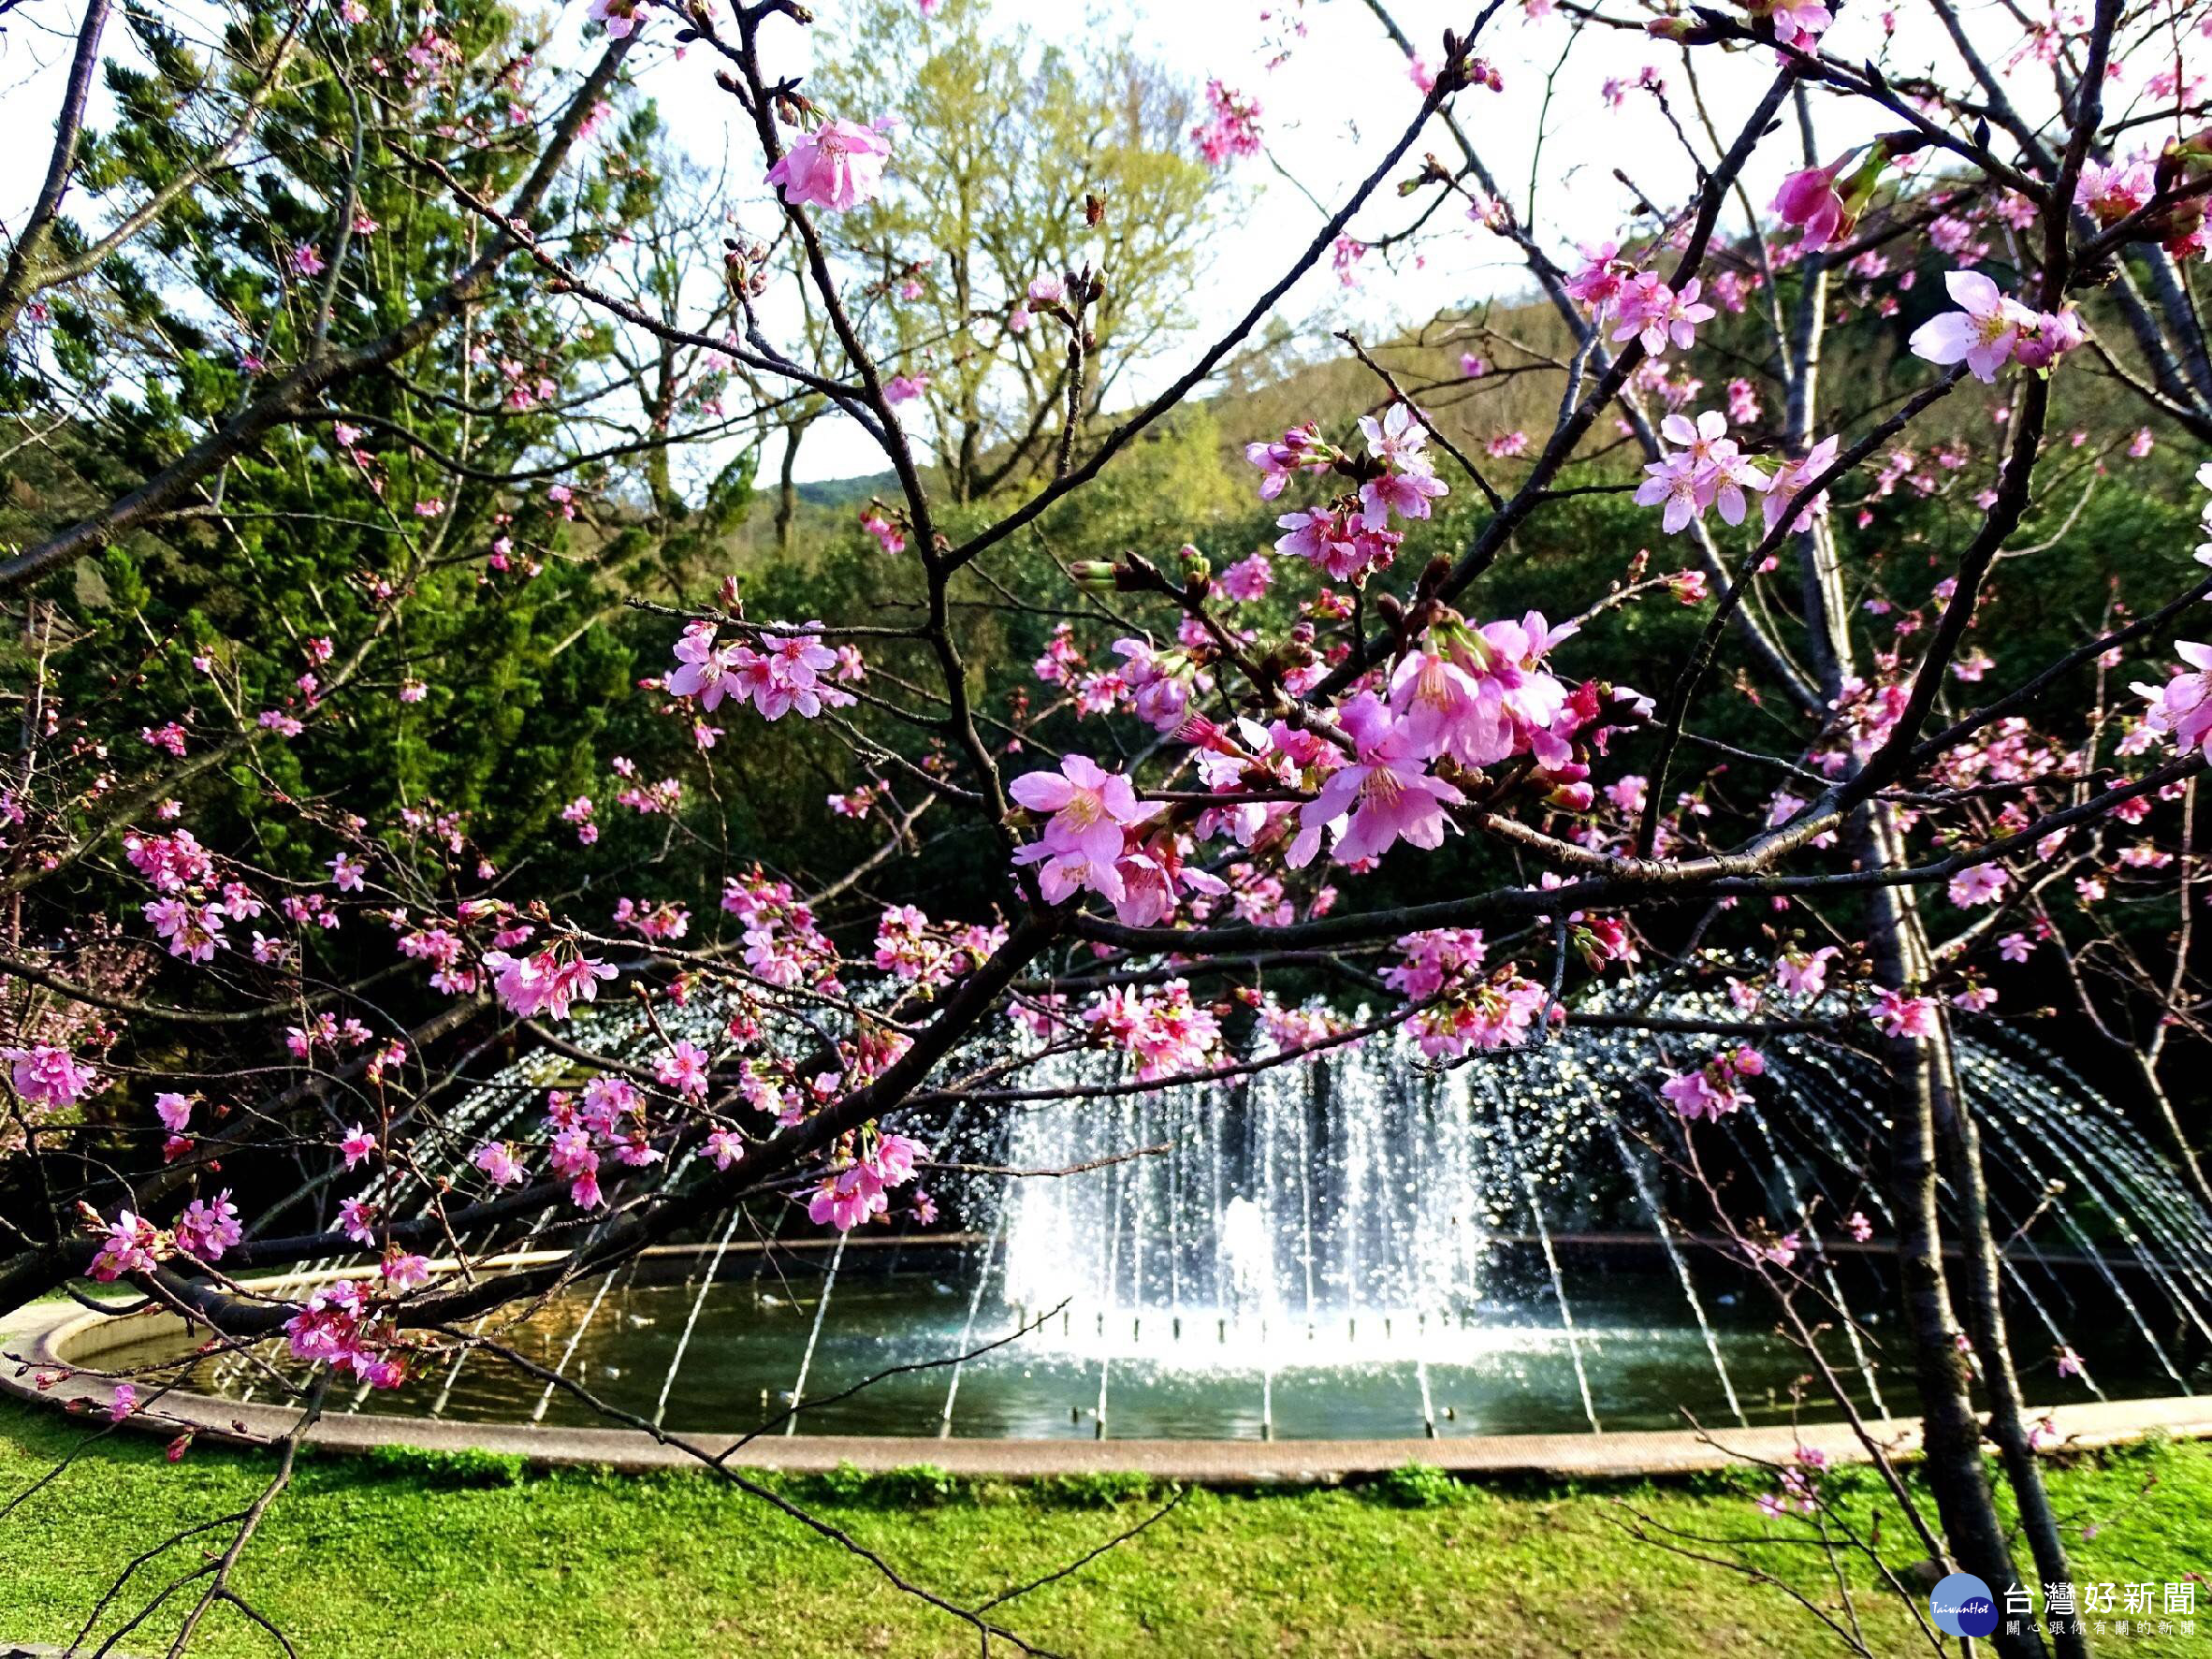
[1929,1573,2000,1638]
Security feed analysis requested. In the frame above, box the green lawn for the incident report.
[2,1402,2205,1657]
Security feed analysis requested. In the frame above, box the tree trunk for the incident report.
[1857,807,2050,1659]
[777,415,810,554]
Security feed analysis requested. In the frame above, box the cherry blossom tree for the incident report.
[6,0,2212,1652]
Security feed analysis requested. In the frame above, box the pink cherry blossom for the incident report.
[1190,80,1261,167]
[1872,987,1941,1040]
[1772,945,1840,997]
[1357,403,1449,527]
[1243,422,1328,499]
[2134,643,2212,757]
[1909,269,2036,384]
[1382,928,1488,1001]
[1751,0,1833,49]
[765,118,895,211]
[482,942,618,1021]
[1111,834,1230,927]
[1761,435,1841,533]
[1773,159,1851,249]
[1388,646,1505,767]
[1947,863,2009,907]
[1085,981,1222,1081]
[657,1040,712,1099]
[1010,755,1155,869]
[1614,273,1714,357]
[1410,972,1550,1056]
[8,1045,96,1109]
[1217,550,1273,602]
[585,0,642,36]
[89,1211,161,1281]
[2074,156,2155,226]
[1291,693,1463,867]
[473,1142,524,1186]
[176,1191,241,1260]
[667,621,742,709]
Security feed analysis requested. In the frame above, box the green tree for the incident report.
[1,0,753,873]
[805,0,1223,503]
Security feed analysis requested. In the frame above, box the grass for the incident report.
[2,1401,2207,1657]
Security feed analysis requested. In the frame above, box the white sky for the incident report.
[0,0,2167,483]
[713,0,1946,478]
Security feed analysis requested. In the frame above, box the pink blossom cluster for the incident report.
[1771,944,1841,998]
[614,896,691,942]
[1273,504,1402,586]
[1009,754,1162,906]
[1011,601,1592,926]
[1113,634,1215,735]
[143,896,229,963]
[8,1043,98,1109]
[1634,409,1773,534]
[858,502,906,556]
[1661,1045,1765,1121]
[807,1130,925,1230]
[1754,1445,1830,1521]
[481,939,618,1021]
[1947,863,2010,908]
[724,867,845,994]
[1872,986,1942,1040]
[1259,1000,1339,1055]
[124,823,269,964]
[395,918,475,996]
[284,1279,406,1389]
[1285,616,1583,867]
[1566,246,1715,358]
[124,827,215,892]
[1409,971,1551,1057]
[1190,80,1262,167]
[89,1210,162,1280]
[2133,643,2212,759]
[1265,404,1448,585]
[666,621,856,722]
[872,904,1006,991]
[656,1041,711,1099]
[531,1073,667,1209]
[2074,157,2157,228]
[1381,928,1488,1001]
[175,1191,242,1261]
[1908,269,2083,383]
[1084,980,1222,1082]
[1741,1,1832,51]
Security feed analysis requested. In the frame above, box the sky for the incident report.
[0,0,2123,484]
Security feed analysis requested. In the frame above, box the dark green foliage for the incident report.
[1362,1461,1462,1508]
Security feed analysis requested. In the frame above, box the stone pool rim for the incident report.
[7,1274,2212,1486]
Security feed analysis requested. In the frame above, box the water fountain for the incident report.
[52,982,2212,1445]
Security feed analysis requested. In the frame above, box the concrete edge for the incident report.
[7,1292,2211,1486]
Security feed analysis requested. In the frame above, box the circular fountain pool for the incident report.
[41,985,2212,1452]
[80,1239,2183,1441]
